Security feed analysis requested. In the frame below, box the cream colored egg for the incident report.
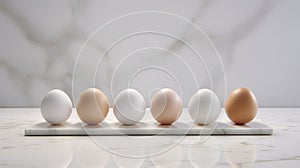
[150,88,182,125]
[76,88,109,125]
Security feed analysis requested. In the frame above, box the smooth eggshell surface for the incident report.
[225,88,258,125]
[150,88,182,125]
[76,88,109,125]
[113,88,146,125]
[188,89,221,125]
[40,89,72,125]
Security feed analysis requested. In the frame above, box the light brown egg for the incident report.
[76,88,109,125]
[150,88,182,125]
[224,88,258,125]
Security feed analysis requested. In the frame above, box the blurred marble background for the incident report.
[0,0,299,107]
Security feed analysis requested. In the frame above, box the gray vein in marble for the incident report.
[0,0,299,108]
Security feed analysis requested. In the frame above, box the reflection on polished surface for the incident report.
[1,108,300,167]
[76,141,111,168]
[113,155,145,168]
[151,144,183,168]
[224,140,257,168]
[0,140,73,167]
[188,139,221,168]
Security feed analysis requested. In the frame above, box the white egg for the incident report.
[188,89,221,125]
[113,88,146,125]
[41,89,72,125]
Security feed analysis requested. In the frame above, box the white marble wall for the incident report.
[0,0,299,107]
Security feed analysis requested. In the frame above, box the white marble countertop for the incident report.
[0,108,299,167]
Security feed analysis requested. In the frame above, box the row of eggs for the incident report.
[41,87,258,126]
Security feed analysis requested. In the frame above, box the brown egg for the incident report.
[150,88,182,125]
[76,88,109,125]
[225,88,258,125]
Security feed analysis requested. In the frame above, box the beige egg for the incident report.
[76,88,109,125]
[150,88,182,125]
[225,88,258,125]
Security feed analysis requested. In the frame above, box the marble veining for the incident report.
[0,108,299,167]
[0,0,300,107]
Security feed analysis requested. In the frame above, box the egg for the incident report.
[150,88,182,125]
[188,89,221,125]
[40,89,72,125]
[113,88,146,125]
[76,88,109,125]
[225,88,258,125]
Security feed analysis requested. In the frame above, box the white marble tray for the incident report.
[25,121,273,136]
[24,109,273,136]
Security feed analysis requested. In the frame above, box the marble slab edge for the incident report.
[24,121,273,136]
